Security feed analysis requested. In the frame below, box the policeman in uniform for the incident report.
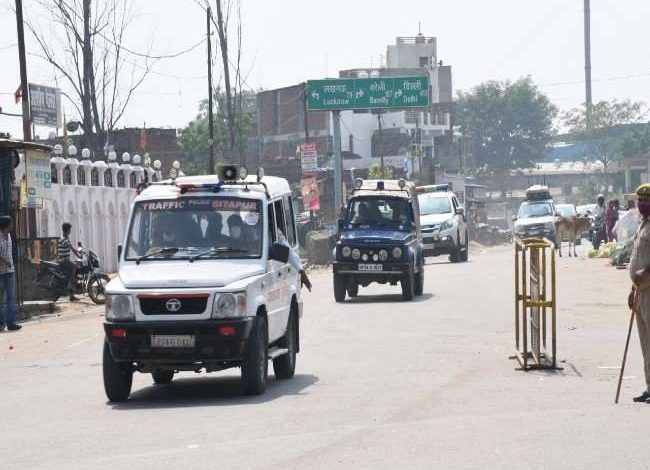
[628,183,650,402]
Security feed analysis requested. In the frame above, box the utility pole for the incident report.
[378,113,384,177]
[302,84,310,144]
[207,6,215,173]
[333,111,343,217]
[15,0,31,141]
[584,0,593,129]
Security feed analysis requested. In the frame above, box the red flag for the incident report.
[139,126,148,151]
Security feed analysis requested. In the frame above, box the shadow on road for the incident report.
[347,293,434,304]
[109,373,319,410]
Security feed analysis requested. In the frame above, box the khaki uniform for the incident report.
[629,218,650,390]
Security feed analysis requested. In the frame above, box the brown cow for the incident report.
[555,216,592,257]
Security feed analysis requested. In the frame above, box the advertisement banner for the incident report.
[28,83,61,128]
[25,148,52,203]
[300,142,318,174]
[301,175,320,212]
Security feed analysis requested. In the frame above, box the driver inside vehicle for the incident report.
[227,214,255,251]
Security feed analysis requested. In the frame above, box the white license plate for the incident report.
[424,243,435,250]
[151,335,195,348]
[358,263,383,272]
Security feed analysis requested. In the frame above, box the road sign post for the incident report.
[333,110,342,216]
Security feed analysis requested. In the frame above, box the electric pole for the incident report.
[584,0,593,129]
[15,0,31,141]
[378,113,384,177]
[207,5,215,173]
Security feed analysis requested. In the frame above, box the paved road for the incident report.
[1,245,648,469]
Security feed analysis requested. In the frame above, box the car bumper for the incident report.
[514,229,556,241]
[104,318,254,364]
[422,233,455,255]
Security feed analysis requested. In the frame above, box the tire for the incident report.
[102,341,133,402]
[347,282,359,298]
[333,275,347,302]
[88,274,110,305]
[36,272,62,302]
[152,369,175,384]
[401,270,415,301]
[273,306,298,380]
[241,316,268,395]
[460,232,469,262]
[414,261,424,296]
[449,232,462,263]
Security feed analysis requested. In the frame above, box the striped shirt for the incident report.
[0,232,14,275]
[58,236,72,261]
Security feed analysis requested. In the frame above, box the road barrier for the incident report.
[513,238,560,370]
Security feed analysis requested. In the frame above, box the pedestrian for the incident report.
[58,222,81,302]
[606,199,620,242]
[593,194,607,249]
[0,216,21,331]
[627,184,650,402]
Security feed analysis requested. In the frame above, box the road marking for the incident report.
[598,366,621,370]
[65,334,101,350]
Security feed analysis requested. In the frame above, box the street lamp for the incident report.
[81,148,91,160]
[68,145,78,157]
[121,152,130,163]
[53,144,63,156]
[132,154,141,165]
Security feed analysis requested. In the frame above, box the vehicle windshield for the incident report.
[347,197,412,230]
[518,201,553,219]
[556,205,576,217]
[125,197,263,261]
[419,195,452,215]
[577,204,596,216]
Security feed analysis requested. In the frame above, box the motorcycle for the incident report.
[36,242,110,304]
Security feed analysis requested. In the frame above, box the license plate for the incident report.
[424,243,435,250]
[358,263,383,272]
[151,335,195,348]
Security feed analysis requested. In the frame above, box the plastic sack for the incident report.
[613,210,640,242]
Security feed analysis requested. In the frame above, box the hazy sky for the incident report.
[1,0,649,140]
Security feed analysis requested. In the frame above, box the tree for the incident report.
[367,163,393,180]
[455,77,558,172]
[178,89,253,175]
[620,124,650,158]
[25,0,154,144]
[563,99,646,170]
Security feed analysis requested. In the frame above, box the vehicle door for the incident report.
[282,195,301,302]
[266,199,291,343]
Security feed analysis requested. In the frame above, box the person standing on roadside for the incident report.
[0,216,21,331]
[593,194,607,249]
[628,184,650,402]
[58,222,81,302]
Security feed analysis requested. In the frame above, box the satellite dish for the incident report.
[66,121,80,133]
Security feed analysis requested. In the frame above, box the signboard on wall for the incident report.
[301,175,320,212]
[24,148,52,204]
[300,142,318,174]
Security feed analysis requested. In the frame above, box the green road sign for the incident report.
[307,76,430,111]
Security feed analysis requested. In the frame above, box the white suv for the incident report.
[102,167,303,401]
[417,185,468,263]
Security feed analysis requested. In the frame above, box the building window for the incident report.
[77,167,86,186]
[104,171,113,187]
[129,172,137,188]
[117,170,125,188]
[419,56,429,67]
[62,166,72,185]
[50,163,58,184]
[91,169,99,186]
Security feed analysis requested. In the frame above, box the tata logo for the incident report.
[165,299,182,312]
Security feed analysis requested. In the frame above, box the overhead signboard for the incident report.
[300,142,318,173]
[307,76,430,111]
[28,83,61,128]
[24,148,52,205]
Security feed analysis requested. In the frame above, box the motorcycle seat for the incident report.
[40,260,61,270]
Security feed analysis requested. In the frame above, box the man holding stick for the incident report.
[628,184,650,402]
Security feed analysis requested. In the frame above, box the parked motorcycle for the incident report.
[35,242,110,304]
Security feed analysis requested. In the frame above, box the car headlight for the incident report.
[212,293,246,318]
[379,249,388,262]
[440,219,454,231]
[106,294,134,321]
[351,248,361,260]
[341,246,352,258]
[392,247,403,259]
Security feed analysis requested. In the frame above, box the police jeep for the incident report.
[333,179,425,302]
[102,166,303,402]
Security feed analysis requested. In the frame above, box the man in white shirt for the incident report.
[277,231,311,292]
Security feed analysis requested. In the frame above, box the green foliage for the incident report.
[620,124,650,158]
[455,77,558,171]
[178,91,254,175]
[563,99,646,167]
[367,163,393,180]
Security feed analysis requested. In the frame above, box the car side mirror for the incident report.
[456,207,464,216]
[117,244,123,260]
[269,243,290,263]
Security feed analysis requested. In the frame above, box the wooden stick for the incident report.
[616,293,637,404]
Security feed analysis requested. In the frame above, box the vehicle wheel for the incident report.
[102,341,133,402]
[273,306,298,380]
[401,271,415,301]
[460,233,469,262]
[333,275,347,302]
[347,282,359,298]
[414,261,424,296]
[88,275,110,305]
[151,369,175,384]
[449,233,461,263]
[241,316,268,395]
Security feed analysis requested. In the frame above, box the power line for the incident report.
[0,43,17,52]
[539,71,650,87]
[96,33,207,60]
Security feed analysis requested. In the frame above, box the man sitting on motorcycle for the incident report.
[58,222,81,301]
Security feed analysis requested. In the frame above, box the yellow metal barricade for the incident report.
[513,238,560,370]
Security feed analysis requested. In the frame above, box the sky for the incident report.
[1,0,649,140]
